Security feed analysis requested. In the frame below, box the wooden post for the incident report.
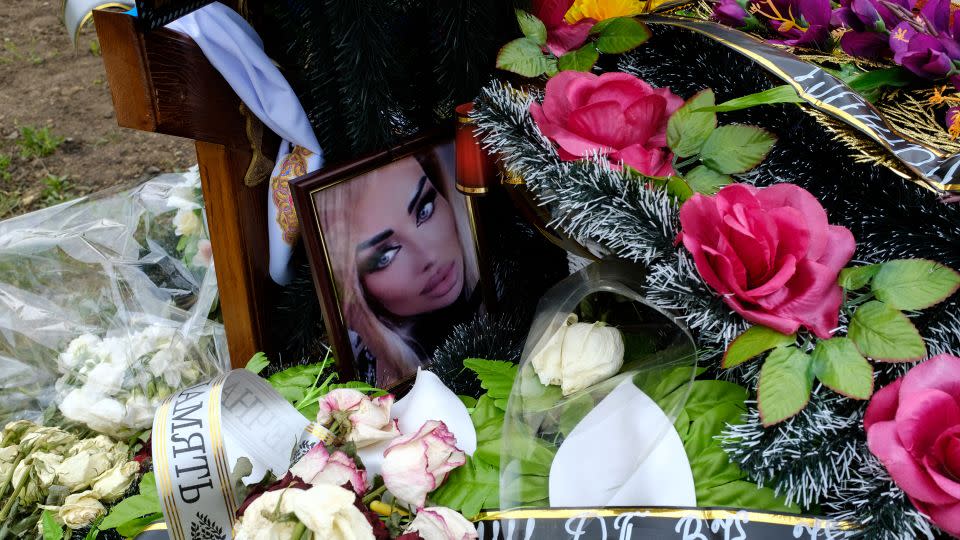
[94,9,277,367]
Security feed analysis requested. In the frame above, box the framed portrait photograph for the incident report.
[291,131,487,388]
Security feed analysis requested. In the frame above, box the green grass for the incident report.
[0,154,11,182]
[17,126,63,159]
[40,174,71,205]
[0,191,19,216]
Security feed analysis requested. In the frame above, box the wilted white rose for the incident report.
[19,426,76,452]
[317,389,400,448]
[55,450,113,491]
[31,452,63,489]
[530,314,624,396]
[147,347,194,388]
[2,420,36,445]
[381,420,466,508]
[173,208,203,237]
[289,485,374,540]
[233,489,299,540]
[0,445,18,478]
[91,461,139,502]
[289,443,367,494]
[59,491,106,529]
[405,507,478,540]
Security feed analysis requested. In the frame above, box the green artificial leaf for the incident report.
[811,337,873,399]
[684,165,731,195]
[704,85,803,112]
[476,431,555,474]
[496,38,550,78]
[595,17,651,54]
[848,301,926,361]
[41,510,63,540]
[502,474,550,504]
[839,264,881,290]
[685,402,746,459]
[82,517,104,540]
[429,456,499,519]
[846,67,912,94]
[665,176,695,201]
[244,352,269,374]
[681,380,749,418]
[667,89,717,158]
[101,472,161,532]
[515,9,547,45]
[464,358,518,408]
[700,125,777,174]
[459,395,478,408]
[722,325,796,368]
[871,259,960,310]
[116,513,164,538]
[267,360,333,403]
[558,43,599,72]
[757,347,813,426]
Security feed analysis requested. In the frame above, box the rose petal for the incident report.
[766,206,811,261]
[864,379,902,431]
[617,143,673,176]
[540,71,596,123]
[534,0,574,27]
[914,499,960,537]
[722,295,803,335]
[867,420,956,505]
[900,355,960,405]
[567,101,632,148]
[679,193,723,246]
[545,20,596,57]
[755,259,843,338]
[756,183,830,261]
[623,95,668,147]
[934,426,960,481]
[894,388,960,458]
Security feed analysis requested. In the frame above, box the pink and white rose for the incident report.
[381,420,466,508]
[289,443,368,494]
[317,389,400,448]
[405,507,478,540]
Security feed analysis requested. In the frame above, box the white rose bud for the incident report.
[529,314,625,396]
[58,491,106,529]
[405,507,478,540]
[91,461,139,502]
[55,450,113,491]
[559,321,624,395]
[173,207,203,237]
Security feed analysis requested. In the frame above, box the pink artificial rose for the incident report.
[289,443,368,495]
[679,183,855,338]
[381,420,466,508]
[317,389,400,448]
[529,71,683,177]
[405,507,478,540]
[865,354,960,536]
[533,0,596,56]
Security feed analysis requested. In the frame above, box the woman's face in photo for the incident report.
[353,156,465,317]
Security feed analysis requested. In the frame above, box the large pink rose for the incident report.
[529,71,683,177]
[679,183,855,338]
[865,354,960,536]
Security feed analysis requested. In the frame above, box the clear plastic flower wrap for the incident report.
[0,168,228,438]
[500,259,699,509]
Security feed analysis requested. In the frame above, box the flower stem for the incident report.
[0,464,31,521]
[361,484,388,505]
[291,522,307,540]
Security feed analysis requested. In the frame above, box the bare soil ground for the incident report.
[0,0,195,218]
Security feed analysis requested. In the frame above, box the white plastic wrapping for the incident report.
[0,169,228,438]
[500,260,699,509]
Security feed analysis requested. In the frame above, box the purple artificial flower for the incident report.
[890,22,956,79]
[832,0,899,57]
[751,0,833,48]
[713,0,752,27]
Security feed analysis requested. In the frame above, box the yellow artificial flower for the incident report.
[564,0,644,23]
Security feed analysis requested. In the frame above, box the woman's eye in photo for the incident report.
[365,246,401,273]
[415,188,437,226]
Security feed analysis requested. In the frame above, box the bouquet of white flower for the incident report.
[55,325,207,438]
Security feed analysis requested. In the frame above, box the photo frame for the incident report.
[291,130,492,389]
